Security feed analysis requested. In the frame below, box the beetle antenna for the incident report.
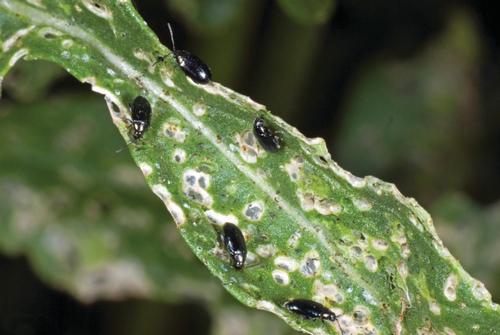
[336,320,344,335]
[334,314,344,335]
[116,118,133,153]
[115,140,133,154]
[167,22,176,52]
[115,144,126,154]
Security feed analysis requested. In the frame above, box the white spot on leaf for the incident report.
[152,184,186,226]
[246,251,258,266]
[159,67,176,87]
[409,214,424,232]
[362,289,377,305]
[2,26,35,52]
[243,201,264,221]
[350,245,363,258]
[444,274,458,301]
[443,328,456,335]
[81,0,113,19]
[432,239,453,259]
[103,94,127,123]
[392,233,411,259]
[401,243,411,258]
[274,256,299,272]
[138,162,153,177]
[211,245,229,262]
[26,0,44,8]
[79,53,89,63]
[429,300,441,315]
[287,231,301,249]
[300,251,321,277]
[397,261,408,279]
[333,168,366,188]
[38,27,63,39]
[8,48,29,67]
[256,300,277,312]
[313,280,345,304]
[256,244,277,258]
[297,190,342,216]
[163,122,187,142]
[364,255,378,272]
[183,170,213,207]
[352,305,370,325]
[62,39,74,48]
[352,198,372,211]
[471,280,491,302]
[204,210,237,226]
[284,156,304,182]
[200,81,266,110]
[272,270,290,285]
[173,149,186,163]
[235,131,263,163]
[371,239,389,251]
[133,48,155,66]
[193,103,206,116]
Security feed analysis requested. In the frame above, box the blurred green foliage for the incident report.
[335,11,480,205]
[276,0,335,25]
[433,194,500,300]
[167,0,247,32]
[2,61,65,102]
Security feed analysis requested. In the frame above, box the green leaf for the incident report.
[0,2,498,335]
[277,0,336,25]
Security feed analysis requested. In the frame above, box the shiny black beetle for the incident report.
[129,96,151,140]
[166,23,212,84]
[284,299,338,322]
[221,222,247,270]
[253,116,282,152]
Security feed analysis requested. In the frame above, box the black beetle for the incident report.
[129,95,151,140]
[253,117,282,152]
[284,299,338,322]
[166,23,212,84]
[221,222,247,270]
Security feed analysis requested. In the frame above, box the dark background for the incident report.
[1,0,499,334]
